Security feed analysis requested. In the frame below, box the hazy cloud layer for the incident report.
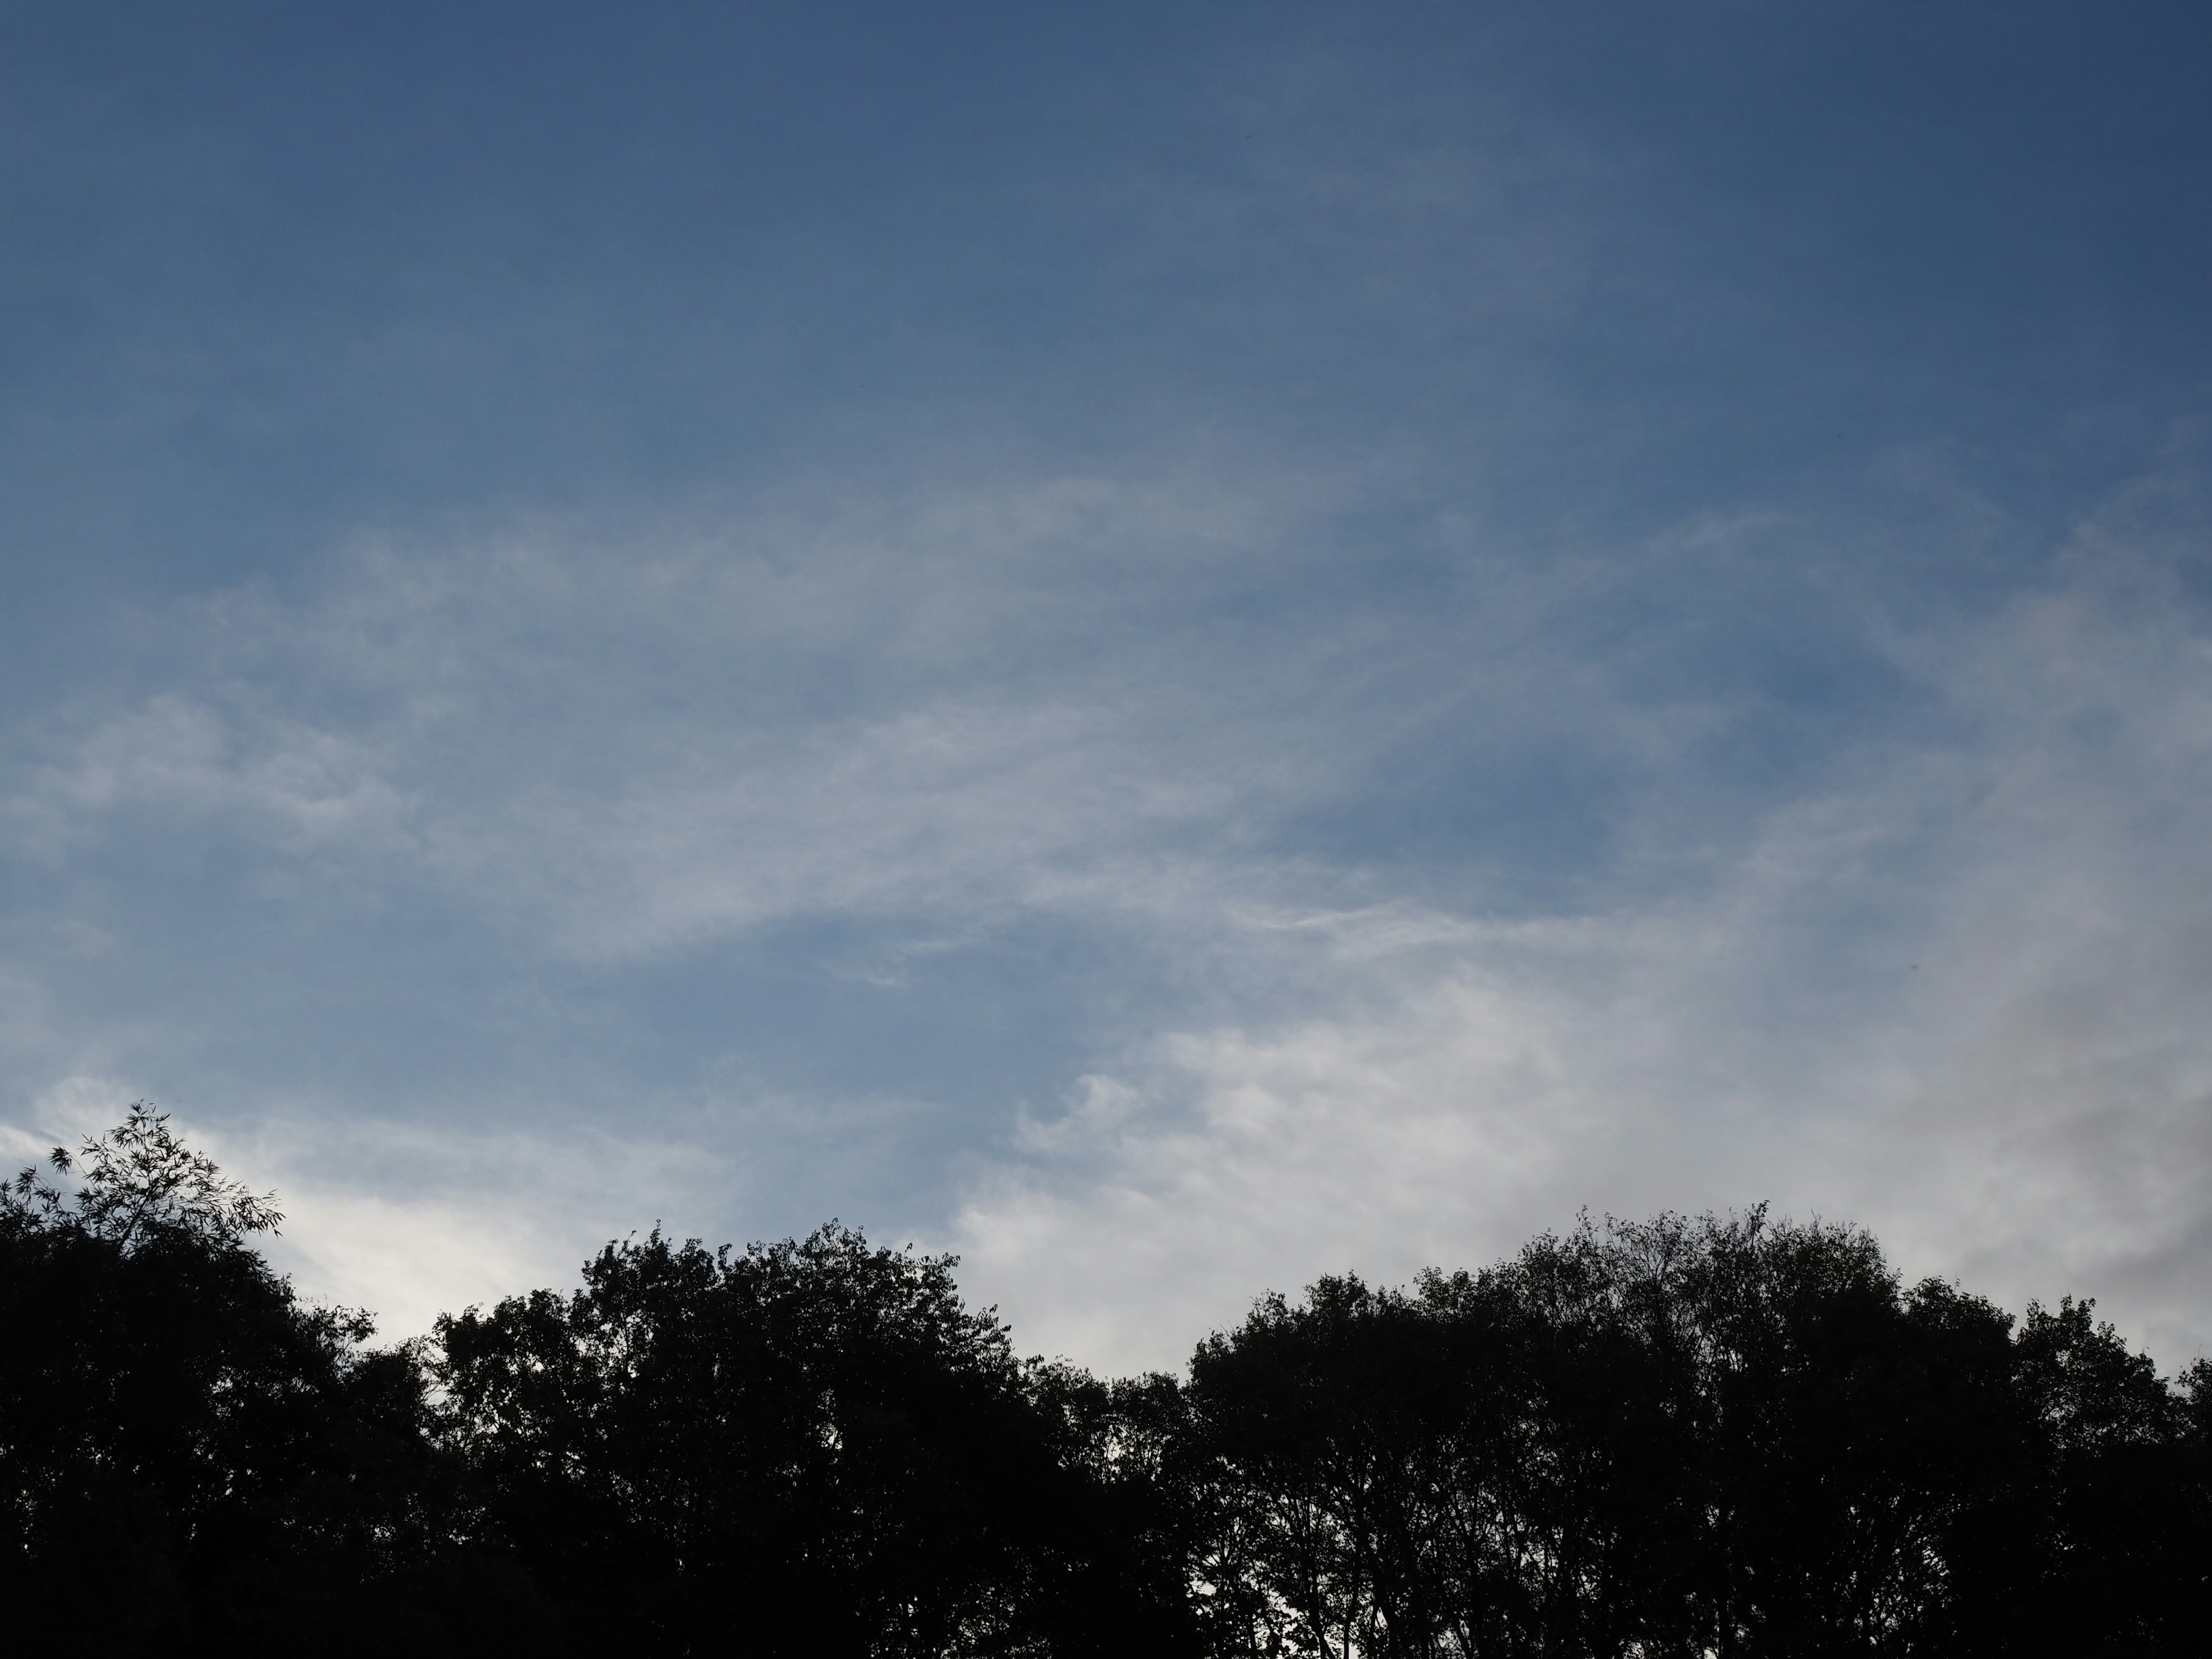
[6,454,2207,1364]
[952,478,2212,1369]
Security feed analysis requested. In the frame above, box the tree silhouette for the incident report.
[0,1106,460,1656]
[1175,1210,2211,1657]
[5,1111,2207,1656]
[8,1103,283,1246]
[434,1222,1183,1655]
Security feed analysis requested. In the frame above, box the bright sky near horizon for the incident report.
[3,2,2210,1374]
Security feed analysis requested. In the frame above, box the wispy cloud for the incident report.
[3,444,2205,1368]
[952,479,2212,1370]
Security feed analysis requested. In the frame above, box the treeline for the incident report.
[5,1109,2208,1656]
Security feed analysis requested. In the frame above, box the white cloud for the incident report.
[6,694,411,862]
[5,463,1358,955]
[952,517,2212,1374]
[4,455,2207,1380]
[0,1073,141,1170]
[244,1116,728,1339]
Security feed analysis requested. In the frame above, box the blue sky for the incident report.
[3,1,2210,1370]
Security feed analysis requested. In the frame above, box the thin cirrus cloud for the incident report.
[6,454,2209,1368]
[958,479,2212,1371]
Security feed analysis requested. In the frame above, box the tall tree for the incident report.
[1175,1210,2207,1657]
[435,1222,1185,1656]
[0,1107,449,1655]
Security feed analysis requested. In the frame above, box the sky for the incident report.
[3,1,2210,1374]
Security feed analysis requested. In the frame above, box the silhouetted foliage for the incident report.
[4,1113,2207,1655]
[1173,1211,2212,1657]
[0,1107,454,1655]
[434,1222,1183,1655]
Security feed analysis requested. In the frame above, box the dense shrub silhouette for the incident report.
[4,1111,2206,1654]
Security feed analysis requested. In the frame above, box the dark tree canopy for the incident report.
[1,1108,448,1654]
[1176,1211,2212,1657]
[3,1113,2206,1656]
[433,1223,1172,1654]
